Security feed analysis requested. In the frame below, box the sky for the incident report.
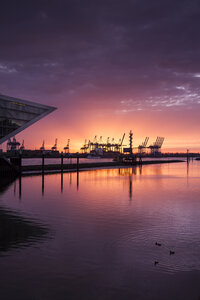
[1,0,200,152]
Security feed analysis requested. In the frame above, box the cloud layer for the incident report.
[1,0,200,150]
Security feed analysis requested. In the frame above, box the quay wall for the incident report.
[21,159,184,175]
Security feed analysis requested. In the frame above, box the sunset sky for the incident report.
[1,0,200,152]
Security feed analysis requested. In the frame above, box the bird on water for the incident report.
[155,242,162,246]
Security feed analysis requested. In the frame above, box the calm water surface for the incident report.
[0,161,200,300]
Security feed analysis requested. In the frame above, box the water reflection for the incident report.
[0,175,49,254]
[129,175,132,200]
[0,175,17,195]
[14,180,16,196]
[49,168,136,197]
[139,164,142,175]
[42,172,44,196]
[5,163,193,201]
[10,161,200,203]
[1,162,200,300]
[77,170,79,190]
[13,165,166,200]
[0,207,49,253]
[61,172,63,193]
[18,175,22,200]
[70,171,72,185]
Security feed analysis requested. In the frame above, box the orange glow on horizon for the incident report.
[1,99,200,153]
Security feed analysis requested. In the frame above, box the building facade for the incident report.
[0,94,56,144]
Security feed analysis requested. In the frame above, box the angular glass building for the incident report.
[0,94,56,144]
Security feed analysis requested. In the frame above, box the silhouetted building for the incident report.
[0,94,56,144]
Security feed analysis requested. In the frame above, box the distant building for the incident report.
[0,94,56,145]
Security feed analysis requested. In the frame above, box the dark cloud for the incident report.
[1,0,200,110]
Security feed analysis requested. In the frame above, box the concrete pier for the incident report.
[21,159,184,176]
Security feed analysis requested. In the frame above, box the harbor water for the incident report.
[0,161,200,299]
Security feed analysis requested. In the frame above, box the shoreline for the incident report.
[21,159,184,177]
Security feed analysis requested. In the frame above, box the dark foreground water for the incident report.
[0,161,200,300]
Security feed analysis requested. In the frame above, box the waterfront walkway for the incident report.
[21,159,184,176]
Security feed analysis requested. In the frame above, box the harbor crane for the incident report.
[20,140,25,151]
[40,140,45,151]
[64,139,70,153]
[51,138,58,151]
[149,137,165,155]
[138,137,149,154]
[116,133,125,152]
[80,133,126,154]
[80,139,89,153]
[7,137,20,151]
[99,136,103,145]
[80,132,165,156]
[121,133,125,146]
